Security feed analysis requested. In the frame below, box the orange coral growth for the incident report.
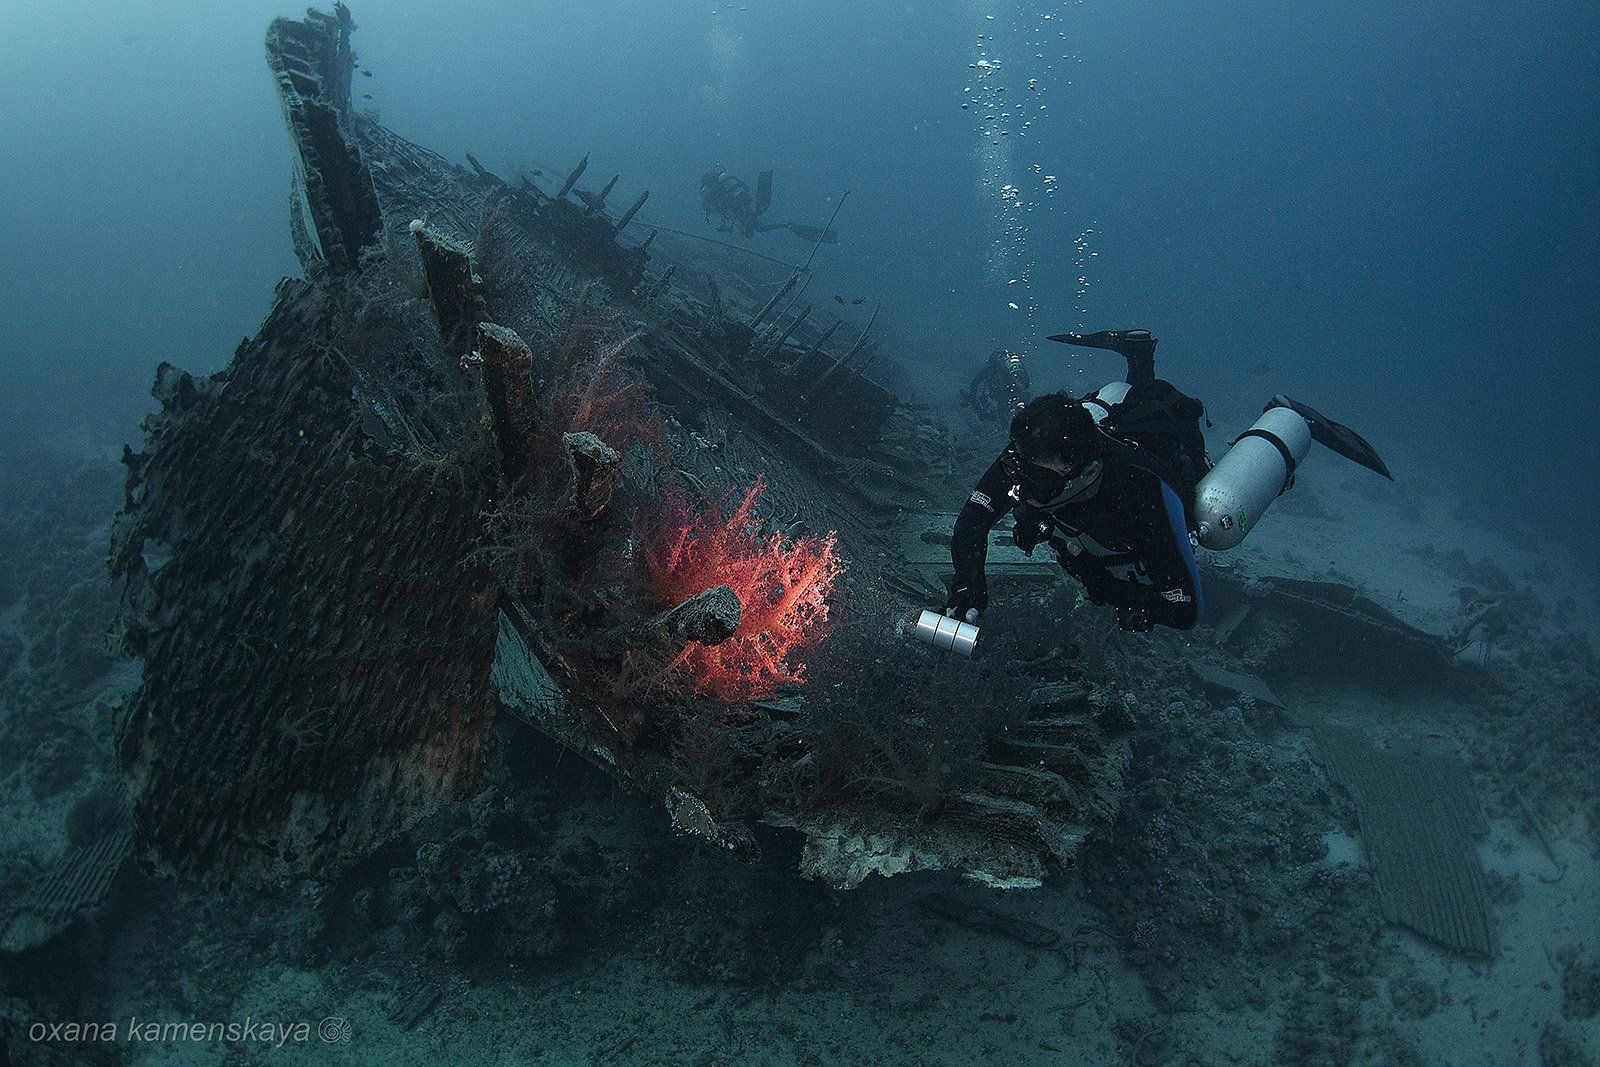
[525,323,664,490]
[562,332,663,451]
[644,479,844,702]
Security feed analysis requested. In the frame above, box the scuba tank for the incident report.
[1083,382,1318,550]
[1193,405,1312,550]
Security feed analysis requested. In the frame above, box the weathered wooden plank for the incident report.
[1316,725,1494,957]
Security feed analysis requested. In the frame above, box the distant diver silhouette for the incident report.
[700,169,839,244]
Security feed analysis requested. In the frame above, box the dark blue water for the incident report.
[2,4,1597,1064]
[4,1,1595,556]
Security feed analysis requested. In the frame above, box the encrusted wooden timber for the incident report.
[110,281,502,878]
[410,220,485,359]
[1316,725,1494,956]
[266,2,381,274]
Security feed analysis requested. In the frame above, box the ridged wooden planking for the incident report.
[1316,724,1494,957]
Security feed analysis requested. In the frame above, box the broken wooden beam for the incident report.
[763,303,811,358]
[614,189,649,233]
[793,319,840,369]
[561,431,621,521]
[464,152,500,184]
[706,273,727,324]
[410,219,485,360]
[839,302,880,364]
[556,152,589,199]
[807,303,879,397]
[518,174,548,204]
[643,265,676,300]
[474,323,538,486]
[750,273,798,331]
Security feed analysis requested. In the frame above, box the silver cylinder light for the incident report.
[913,609,980,656]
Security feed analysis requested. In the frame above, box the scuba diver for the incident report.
[700,169,839,244]
[942,329,1391,634]
[959,348,1032,424]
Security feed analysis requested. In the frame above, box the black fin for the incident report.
[1270,395,1393,480]
[755,169,773,216]
[1047,329,1156,355]
[1047,329,1157,386]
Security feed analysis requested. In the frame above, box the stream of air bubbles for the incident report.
[967,1,1097,401]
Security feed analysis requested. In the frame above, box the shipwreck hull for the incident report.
[108,2,1133,890]
[111,280,501,877]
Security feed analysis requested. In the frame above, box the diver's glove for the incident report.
[1013,516,1050,555]
[944,576,988,624]
[1116,605,1154,632]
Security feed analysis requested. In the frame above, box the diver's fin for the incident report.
[755,169,774,216]
[785,222,838,244]
[1048,329,1157,385]
[1269,395,1393,479]
[1046,329,1157,356]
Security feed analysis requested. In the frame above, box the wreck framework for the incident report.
[97,4,1461,903]
[95,3,1140,891]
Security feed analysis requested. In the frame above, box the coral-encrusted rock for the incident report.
[650,585,742,647]
[109,280,502,879]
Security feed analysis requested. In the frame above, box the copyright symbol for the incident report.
[318,1016,352,1044]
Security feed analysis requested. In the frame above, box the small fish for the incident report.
[361,93,373,100]
[361,69,372,77]
[834,294,845,303]
[852,297,865,305]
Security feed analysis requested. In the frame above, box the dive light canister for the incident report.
[1194,406,1312,550]
[913,609,979,656]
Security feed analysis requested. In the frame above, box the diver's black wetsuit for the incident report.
[950,440,1204,631]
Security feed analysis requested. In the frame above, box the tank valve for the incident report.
[912,608,979,656]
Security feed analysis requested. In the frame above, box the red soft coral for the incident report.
[644,479,843,702]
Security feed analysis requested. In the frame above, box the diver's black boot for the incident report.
[1047,329,1158,386]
